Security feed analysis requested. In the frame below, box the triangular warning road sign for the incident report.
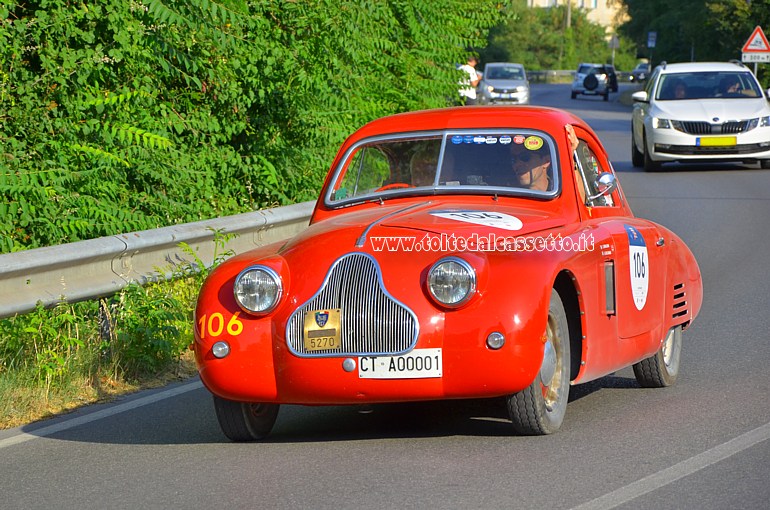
[742,26,770,53]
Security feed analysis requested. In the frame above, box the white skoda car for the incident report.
[631,61,770,171]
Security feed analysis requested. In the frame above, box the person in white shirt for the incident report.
[458,56,480,105]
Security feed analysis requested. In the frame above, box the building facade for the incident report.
[527,0,627,33]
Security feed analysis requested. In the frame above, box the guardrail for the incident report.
[0,201,315,319]
[526,70,632,83]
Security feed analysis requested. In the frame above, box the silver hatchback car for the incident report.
[477,63,529,105]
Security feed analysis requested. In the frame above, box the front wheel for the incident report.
[213,396,280,442]
[643,133,661,172]
[761,159,770,169]
[506,290,571,435]
[633,326,682,388]
[631,125,644,167]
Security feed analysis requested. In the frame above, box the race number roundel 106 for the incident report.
[625,225,648,310]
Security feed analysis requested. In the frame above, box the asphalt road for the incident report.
[2,83,770,510]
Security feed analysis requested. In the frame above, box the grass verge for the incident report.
[0,237,232,430]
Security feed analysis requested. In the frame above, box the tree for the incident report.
[617,0,770,85]
[480,1,636,71]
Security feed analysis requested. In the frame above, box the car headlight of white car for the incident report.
[760,116,770,127]
[652,117,673,129]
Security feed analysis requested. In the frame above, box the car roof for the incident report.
[657,61,751,74]
[485,62,524,68]
[340,106,590,145]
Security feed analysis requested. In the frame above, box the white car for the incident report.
[631,61,770,171]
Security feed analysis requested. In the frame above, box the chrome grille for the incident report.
[675,120,752,135]
[286,253,419,357]
[722,121,751,134]
[677,121,711,135]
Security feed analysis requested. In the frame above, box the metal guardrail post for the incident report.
[0,201,315,319]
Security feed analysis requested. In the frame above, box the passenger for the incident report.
[409,143,439,186]
[674,80,687,99]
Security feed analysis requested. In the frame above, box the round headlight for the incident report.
[427,257,476,307]
[234,266,282,313]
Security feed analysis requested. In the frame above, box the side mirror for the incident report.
[588,173,617,201]
[631,90,649,103]
[766,88,770,100]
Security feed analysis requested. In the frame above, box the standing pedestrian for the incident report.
[458,56,480,105]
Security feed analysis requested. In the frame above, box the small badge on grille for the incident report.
[304,309,342,351]
[315,311,329,327]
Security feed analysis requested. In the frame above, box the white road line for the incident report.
[0,380,203,450]
[571,421,770,510]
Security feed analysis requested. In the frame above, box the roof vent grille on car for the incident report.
[285,253,419,357]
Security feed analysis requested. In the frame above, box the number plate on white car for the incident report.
[358,348,442,379]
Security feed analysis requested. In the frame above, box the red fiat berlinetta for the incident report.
[193,106,703,441]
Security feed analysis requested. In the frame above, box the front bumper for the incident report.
[480,90,529,105]
[648,126,770,163]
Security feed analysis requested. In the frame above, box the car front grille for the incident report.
[285,253,419,357]
[675,120,753,135]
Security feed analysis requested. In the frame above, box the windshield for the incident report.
[486,65,525,80]
[655,71,762,100]
[326,130,559,206]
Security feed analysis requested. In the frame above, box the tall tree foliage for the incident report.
[617,0,769,84]
[480,1,636,72]
[0,0,502,253]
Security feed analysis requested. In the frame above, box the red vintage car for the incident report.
[194,106,703,441]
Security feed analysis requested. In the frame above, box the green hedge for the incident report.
[0,0,503,253]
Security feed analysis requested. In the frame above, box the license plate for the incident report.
[358,348,442,379]
[697,136,736,147]
[501,93,511,99]
[303,309,341,351]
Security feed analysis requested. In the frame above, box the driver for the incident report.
[718,76,740,96]
[511,142,551,191]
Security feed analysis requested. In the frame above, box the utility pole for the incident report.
[566,0,571,29]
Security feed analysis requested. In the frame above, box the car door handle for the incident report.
[656,237,665,247]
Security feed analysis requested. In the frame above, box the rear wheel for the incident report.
[213,396,279,442]
[633,326,682,388]
[643,132,661,172]
[761,160,770,169]
[506,290,571,435]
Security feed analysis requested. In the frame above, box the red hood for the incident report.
[282,200,568,257]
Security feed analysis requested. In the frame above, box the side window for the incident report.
[644,69,658,97]
[574,140,614,207]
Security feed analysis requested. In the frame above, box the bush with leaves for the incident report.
[0,0,503,253]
